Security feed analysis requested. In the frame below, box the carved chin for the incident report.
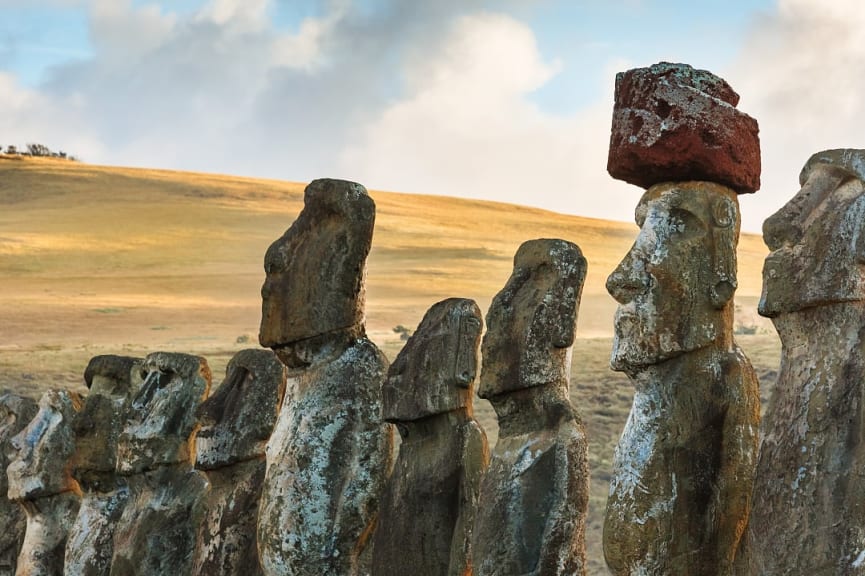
[195,432,234,469]
[6,467,59,500]
[610,303,715,372]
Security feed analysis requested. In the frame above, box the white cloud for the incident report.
[10,0,855,234]
[0,0,641,223]
[727,0,865,231]
[89,0,177,66]
[195,0,269,32]
[0,72,105,159]
[341,12,635,220]
[270,1,349,70]
[0,73,35,110]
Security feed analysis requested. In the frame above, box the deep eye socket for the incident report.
[263,254,278,275]
[667,208,705,240]
[263,244,285,276]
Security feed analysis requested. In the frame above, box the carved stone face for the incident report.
[71,355,141,480]
[382,298,483,422]
[607,182,739,373]
[479,239,586,399]
[0,394,37,497]
[195,349,285,471]
[259,179,375,364]
[116,352,210,476]
[760,149,865,317]
[7,390,81,501]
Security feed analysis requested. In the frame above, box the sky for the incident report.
[0,0,863,233]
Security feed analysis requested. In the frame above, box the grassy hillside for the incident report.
[0,156,779,574]
[0,155,770,345]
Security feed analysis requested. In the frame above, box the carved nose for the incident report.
[606,258,650,304]
[762,207,802,251]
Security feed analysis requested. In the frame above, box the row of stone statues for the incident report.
[2,60,864,575]
[0,197,591,575]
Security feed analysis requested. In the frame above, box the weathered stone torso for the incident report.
[192,348,283,576]
[372,410,486,576]
[744,303,865,575]
[258,338,392,576]
[109,464,206,576]
[8,390,81,576]
[473,398,588,576]
[605,346,759,575]
[193,459,265,576]
[0,502,25,576]
[0,394,37,576]
[15,493,80,576]
[64,478,130,576]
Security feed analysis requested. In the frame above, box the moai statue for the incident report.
[192,349,286,576]
[603,62,761,575]
[741,149,865,575]
[0,393,37,576]
[372,298,488,575]
[257,178,393,576]
[471,239,590,576]
[64,355,141,576]
[7,390,82,576]
[109,352,210,576]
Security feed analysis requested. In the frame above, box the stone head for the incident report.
[607,182,739,373]
[194,349,286,471]
[7,390,82,501]
[260,179,375,366]
[71,355,142,483]
[0,393,38,498]
[479,239,586,399]
[382,298,483,422]
[760,149,865,317]
[116,352,210,476]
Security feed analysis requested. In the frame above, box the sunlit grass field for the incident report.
[0,155,779,574]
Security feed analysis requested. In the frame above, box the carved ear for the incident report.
[551,256,587,348]
[851,182,865,265]
[710,195,738,309]
[453,312,482,389]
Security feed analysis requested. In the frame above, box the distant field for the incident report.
[0,156,779,574]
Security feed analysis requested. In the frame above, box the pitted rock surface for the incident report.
[193,349,285,576]
[373,298,488,575]
[472,239,590,575]
[65,355,141,576]
[7,390,82,576]
[604,183,759,575]
[479,239,587,397]
[110,465,207,576]
[259,178,375,358]
[258,177,392,576]
[0,393,37,576]
[607,62,761,194]
[742,149,865,575]
[115,352,210,476]
[760,149,865,317]
[257,339,392,576]
[109,352,210,576]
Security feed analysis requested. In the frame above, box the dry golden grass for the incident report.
[0,156,780,574]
